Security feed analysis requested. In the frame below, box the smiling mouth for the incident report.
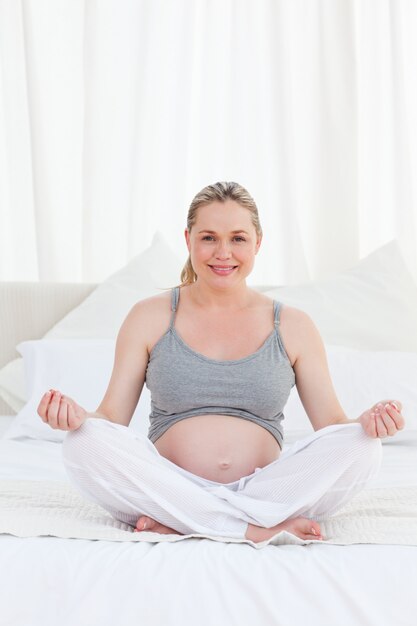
[209,265,238,274]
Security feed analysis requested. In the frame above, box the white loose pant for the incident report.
[62,418,382,539]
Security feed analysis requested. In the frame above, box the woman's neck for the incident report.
[184,281,254,312]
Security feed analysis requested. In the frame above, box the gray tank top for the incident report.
[145,286,296,448]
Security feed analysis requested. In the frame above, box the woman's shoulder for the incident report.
[134,288,173,306]
[277,302,323,366]
[127,288,173,321]
[279,302,311,325]
[252,290,309,321]
[120,289,174,355]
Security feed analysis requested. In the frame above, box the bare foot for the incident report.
[134,515,183,536]
[245,516,323,543]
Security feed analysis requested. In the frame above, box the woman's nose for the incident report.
[215,242,232,258]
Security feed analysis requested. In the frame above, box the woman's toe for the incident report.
[295,518,322,540]
[308,519,322,538]
[135,516,153,531]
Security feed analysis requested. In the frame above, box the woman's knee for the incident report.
[344,423,383,476]
[320,423,382,475]
[62,417,145,468]
[62,418,108,466]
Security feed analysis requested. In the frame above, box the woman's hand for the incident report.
[37,389,87,431]
[358,400,405,438]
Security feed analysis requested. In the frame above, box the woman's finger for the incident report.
[47,391,61,428]
[375,414,388,438]
[368,412,378,438]
[373,399,401,412]
[390,399,402,412]
[58,398,69,430]
[67,402,82,430]
[37,391,52,421]
[384,403,405,430]
[377,409,397,436]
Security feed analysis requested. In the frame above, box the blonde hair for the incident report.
[178,181,262,287]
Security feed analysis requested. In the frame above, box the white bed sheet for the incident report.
[1,424,417,626]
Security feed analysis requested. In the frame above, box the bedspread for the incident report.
[1,479,416,548]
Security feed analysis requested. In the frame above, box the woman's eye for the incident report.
[201,236,246,242]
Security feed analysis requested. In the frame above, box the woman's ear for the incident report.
[255,234,262,254]
[184,228,191,253]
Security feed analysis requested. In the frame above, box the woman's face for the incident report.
[184,199,262,286]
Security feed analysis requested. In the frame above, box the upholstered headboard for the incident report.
[0,282,97,415]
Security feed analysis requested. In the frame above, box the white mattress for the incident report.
[1,423,417,626]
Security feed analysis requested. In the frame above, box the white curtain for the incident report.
[0,0,416,285]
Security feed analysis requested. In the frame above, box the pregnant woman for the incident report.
[37,181,405,543]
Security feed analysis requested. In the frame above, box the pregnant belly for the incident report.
[153,414,281,483]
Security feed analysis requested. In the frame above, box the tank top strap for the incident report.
[169,286,180,328]
[273,300,282,327]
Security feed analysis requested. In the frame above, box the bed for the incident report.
[1,234,417,626]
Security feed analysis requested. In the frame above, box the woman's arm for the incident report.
[93,301,151,426]
[288,308,404,437]
[37,300,151,430]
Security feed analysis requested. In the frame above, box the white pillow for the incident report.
[3,339,416,444]
[265,239,417,352]
[285,345,417,434]
[44,231,183,339]
[0,231,183,412]
[3,339,152,443]
[0,359,26,412]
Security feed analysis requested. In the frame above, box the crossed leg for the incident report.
[134,422,382,541]
[134,514,323,541]
[62,419,382,543]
